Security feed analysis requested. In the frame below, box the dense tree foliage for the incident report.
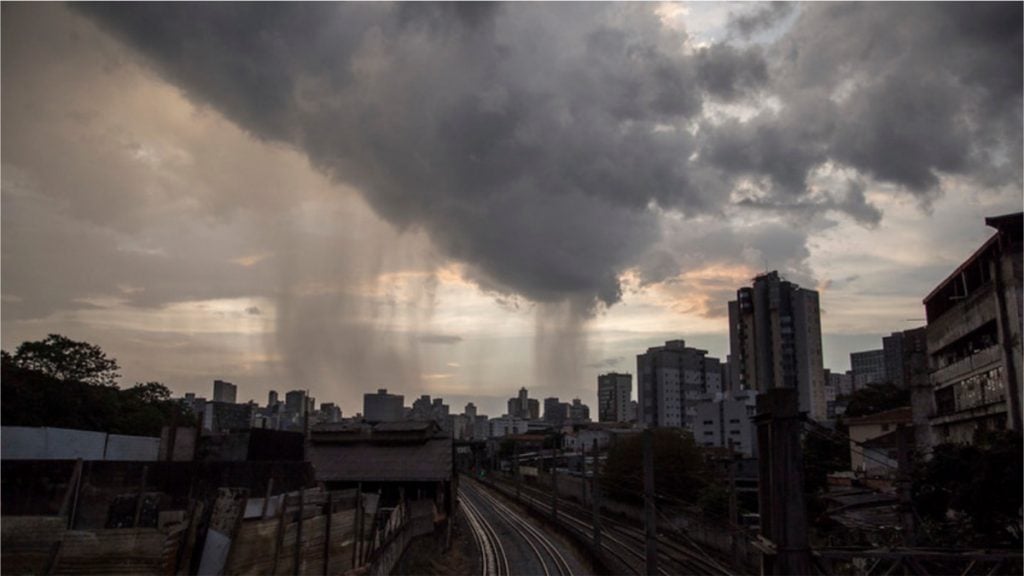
[842,383,909,418]
[601,429,711,507]
[11,334,120,387]
[912,431,1023,547]
[2,337,188,437]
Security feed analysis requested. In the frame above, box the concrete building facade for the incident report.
[363,388,405,423]
[637,340,721,429]
[923,213,1023,446]
[851,349,887,389]
[692,390,758,457]
[728,271,827,420]
[213,379,237,404]
[597,372,632,423]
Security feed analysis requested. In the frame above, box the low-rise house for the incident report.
[845,407,912,475]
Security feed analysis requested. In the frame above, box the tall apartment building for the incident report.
[923,213,1022,445]
[363,388,404,423]
[728,271,827,420]
[568,398,590,423]
[850,349,887,389]
[597,372,632,422]
[507,387,539,420]
[543,397,566,426]
[693,390,759,457]
[637,340,721,429]
[213,379,237,404]
[285,390,307,416]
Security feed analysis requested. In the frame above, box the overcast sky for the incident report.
[2,3,1021,417]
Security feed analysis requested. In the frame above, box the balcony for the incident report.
[931,345,1002,386]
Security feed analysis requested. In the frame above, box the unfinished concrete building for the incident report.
[922,212,1022,446]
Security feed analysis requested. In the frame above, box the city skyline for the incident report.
[3,3,1021,419]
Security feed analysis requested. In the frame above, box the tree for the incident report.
[601,429,710,505]
[912,431,1023,547]
[842,383,909,418]
[12,334,120,386]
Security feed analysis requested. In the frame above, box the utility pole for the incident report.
[551,448,559,521]
[896,423,916,545]
[754,388,813,575]
[591,438,602,549]
[643,428,658,576]
[515,440,521,503]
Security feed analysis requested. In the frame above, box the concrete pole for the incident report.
[591,438,602,549]
[896,424,916,545]
[515,440,521,502]
[551,448,559,521]
[756,388,813,575]
[643,429,658,576]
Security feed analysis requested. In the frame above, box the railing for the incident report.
[931,345,1001,385]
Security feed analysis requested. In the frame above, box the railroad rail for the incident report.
[482,475,734,576]
[461,481,575,576]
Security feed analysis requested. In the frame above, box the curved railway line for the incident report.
[482,476,735,576]
[460,480,575,576]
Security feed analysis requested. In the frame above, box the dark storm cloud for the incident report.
[76,2,1022,311]
[727,2,795,39]
[695,43,769,101]
[76,3,711,310]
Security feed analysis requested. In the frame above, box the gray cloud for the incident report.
[695,43,769,101]
[75,3,1021,315]
[416,333,463,345]
[727,2,795,39]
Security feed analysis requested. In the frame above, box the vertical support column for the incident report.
[551,449,559,521]
[756,388,812,575]
[643,429,658,576]
[132,465,149,528]
[515,440,521,502]
[990,258,1023,432]
[591,438,602,549]
[896,424,916,545]
[294,488,305,576]
[323,491,333,576]
[352,484,362,569]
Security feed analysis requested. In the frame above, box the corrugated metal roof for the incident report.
[309,438,452,482]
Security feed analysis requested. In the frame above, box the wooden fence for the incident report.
[2,485,432,576]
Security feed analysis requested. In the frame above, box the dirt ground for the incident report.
[392,509,478,576]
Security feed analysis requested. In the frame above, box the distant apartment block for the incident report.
[923,212,1022,445]
[507,387,539,420]
[693,390,758,457]
[637,340,721,429]
[543,397,566,426]
[363,388,405,423]
[850,349,887,389]
[213,379,237,404]
[319,402,342,423]
[598,372,632,423]
[569,398,590,423]
[285,390,307,416]
[729,271,827,420]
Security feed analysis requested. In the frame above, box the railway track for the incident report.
[460,481,575,576]
[461,484,510,576]
[483,476,735,576]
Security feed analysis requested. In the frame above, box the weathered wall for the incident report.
[1,427,159,461]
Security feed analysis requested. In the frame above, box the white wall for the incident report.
[1,426,158,461]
